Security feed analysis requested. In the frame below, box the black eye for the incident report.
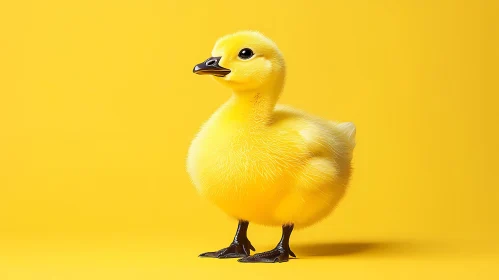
[238,48,254,60]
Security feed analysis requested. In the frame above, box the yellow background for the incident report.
[1,0,498,279]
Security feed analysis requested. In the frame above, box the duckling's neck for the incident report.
[223,90,279,127]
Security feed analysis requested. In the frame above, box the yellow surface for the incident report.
[1,0,498,279]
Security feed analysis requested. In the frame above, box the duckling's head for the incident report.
[193,31,285,94]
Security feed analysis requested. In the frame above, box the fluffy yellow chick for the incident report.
[187,30,356,263]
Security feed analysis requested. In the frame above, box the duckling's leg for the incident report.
[199,220,255,258]
[238,224,296,263]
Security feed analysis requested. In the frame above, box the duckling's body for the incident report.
[187,98,355,229]
[187,30,356,263]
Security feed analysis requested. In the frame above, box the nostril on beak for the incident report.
[206,59,217,66]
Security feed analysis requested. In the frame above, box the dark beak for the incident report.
[193,56,231,77]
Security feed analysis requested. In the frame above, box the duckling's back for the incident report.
[273,104,356,159]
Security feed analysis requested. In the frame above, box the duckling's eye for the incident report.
[238,48,254,60]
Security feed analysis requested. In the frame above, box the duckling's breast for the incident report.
[186,123,305,223]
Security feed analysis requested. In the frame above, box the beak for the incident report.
[193,56,231,77]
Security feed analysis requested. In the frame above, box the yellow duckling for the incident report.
[187,30,356,263]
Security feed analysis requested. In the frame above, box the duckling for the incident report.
[186,30,356,263]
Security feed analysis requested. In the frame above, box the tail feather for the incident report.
[336,122,356,147]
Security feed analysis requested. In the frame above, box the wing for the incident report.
[271,104,350,159]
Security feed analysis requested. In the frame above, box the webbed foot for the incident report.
[238,246,295,263]
[199,239,255,258]
[199,220,255,259]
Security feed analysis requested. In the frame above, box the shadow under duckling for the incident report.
[186,30,356,263]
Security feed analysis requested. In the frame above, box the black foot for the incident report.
[199,239,256,259]
[238,246,296,263]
